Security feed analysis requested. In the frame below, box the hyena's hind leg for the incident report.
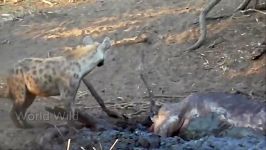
[10,105,24,128]
[8,75,35,128]
[19,90,36,128]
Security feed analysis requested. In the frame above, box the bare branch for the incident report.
[140,74,155,115]
[235,0,252,11]
[186,0,222,51]
[82,79,127,119]
[240,8,266,15]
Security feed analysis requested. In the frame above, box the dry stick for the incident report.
[66,139,71,150]
[109,139,119,150]
[53,125,65,140]
[241,8,266,15]
[139,43,156,116]
[99,142,103,150]
[235,0,252,11]
[140,74,156,116]
[80,147,86,150]
[82,79,127,119]
[186,0,222,51]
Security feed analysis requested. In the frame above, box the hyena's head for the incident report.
[85,36,112,67]
[83,36,112,51]
[67,36,112,67]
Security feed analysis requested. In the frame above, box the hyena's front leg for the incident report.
[59,79,80,127]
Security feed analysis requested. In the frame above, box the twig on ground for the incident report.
[109,139,119,150]
[66,139,71,150]
[207,37,225,48]
[53,125,65,140]
[99,141,103,150]
[186,0,222,51]
[240,8,266,15]
[80,147,86,150]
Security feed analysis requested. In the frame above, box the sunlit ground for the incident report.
[0,0,94,14]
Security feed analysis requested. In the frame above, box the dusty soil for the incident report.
[0,0,265,149]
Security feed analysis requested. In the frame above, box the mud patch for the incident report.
[34,122,266,150]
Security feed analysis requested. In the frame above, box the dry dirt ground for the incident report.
[0,0,265,149]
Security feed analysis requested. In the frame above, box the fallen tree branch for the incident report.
[240,8,266,15]
[138,43,157,117]
[138,43,157,126]
[82,79,127,119]
[186,0,222,51]
[235,0,252,11]
[140,74,156,116]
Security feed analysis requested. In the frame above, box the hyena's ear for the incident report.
[82,35,95,45]
[99,37,112,52]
